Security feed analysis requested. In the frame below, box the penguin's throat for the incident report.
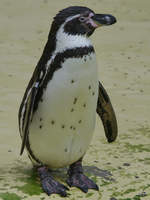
[45,25,94,80]
[55,25,92,54]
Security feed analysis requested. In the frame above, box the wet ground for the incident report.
[0,0,150,199]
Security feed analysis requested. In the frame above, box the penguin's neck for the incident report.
[37,16,94,68]
[55,25,93,54]
[45,25,93,69]
[33,25,95,112]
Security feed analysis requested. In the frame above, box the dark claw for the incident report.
[37,167,69,197]
[41,176,68,197]
[67,173,99,193]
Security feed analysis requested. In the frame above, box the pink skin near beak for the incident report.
[86,12,99,28]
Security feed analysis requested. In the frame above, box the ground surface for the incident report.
[0,0,150,199]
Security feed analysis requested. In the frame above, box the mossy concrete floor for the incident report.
[0,0,150,199]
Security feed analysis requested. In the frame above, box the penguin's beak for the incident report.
[92,14,117,27]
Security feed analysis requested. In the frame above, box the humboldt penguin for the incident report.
[18,6,117,197]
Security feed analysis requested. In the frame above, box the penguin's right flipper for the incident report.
[19,84,38,155]
[96,81,118,142]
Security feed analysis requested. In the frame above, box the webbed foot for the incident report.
[38,166,69,197]
[67,160,99,193]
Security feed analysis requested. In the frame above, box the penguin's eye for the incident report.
[79,16,86,22]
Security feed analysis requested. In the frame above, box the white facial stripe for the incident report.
[65,14,80,23]
[42,13,93,86]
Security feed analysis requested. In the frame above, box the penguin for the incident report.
[18,6,117,197]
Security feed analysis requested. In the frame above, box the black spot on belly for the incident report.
[71,80,75,84]
[51,120,55,125]
[92,92,95,96]
[88,85,91,90]
[64,148,68,152]
[78,120,82,124]
[73,97,77,104]
[39,125,42,129]
[83,103,86,108]
[70,108,74,112]
[61,125,65,129]
[40,118,42,121]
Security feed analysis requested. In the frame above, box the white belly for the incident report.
[29,53,98,168]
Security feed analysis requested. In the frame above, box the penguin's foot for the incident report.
[67,160,99,193]
[37,166,69,197]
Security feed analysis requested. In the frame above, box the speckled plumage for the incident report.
[29,49,98,168]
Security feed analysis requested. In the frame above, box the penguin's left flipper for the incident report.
[20,85,38,155]
[96,81,118,142]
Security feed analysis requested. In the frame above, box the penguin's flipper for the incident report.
[20,84,38,155]
[96,81,118,142]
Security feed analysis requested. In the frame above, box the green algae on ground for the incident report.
[13,171,42,196]
[15,179,42,196]
[0,192,22,200]
[119,198,140,200]
[15,181,42,196]
[119,195,141,200]
[123,188,136,195]
[85,192,94,197]
[124,143,150,153]
[112,188,136,197]
[101,179,112,186]
[90,176,98,184]
[142,184,150,191]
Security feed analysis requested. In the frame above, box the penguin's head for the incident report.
[50,6,117,37]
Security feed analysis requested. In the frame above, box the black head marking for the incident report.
[52,6,95,36]
[54,6,94,25]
